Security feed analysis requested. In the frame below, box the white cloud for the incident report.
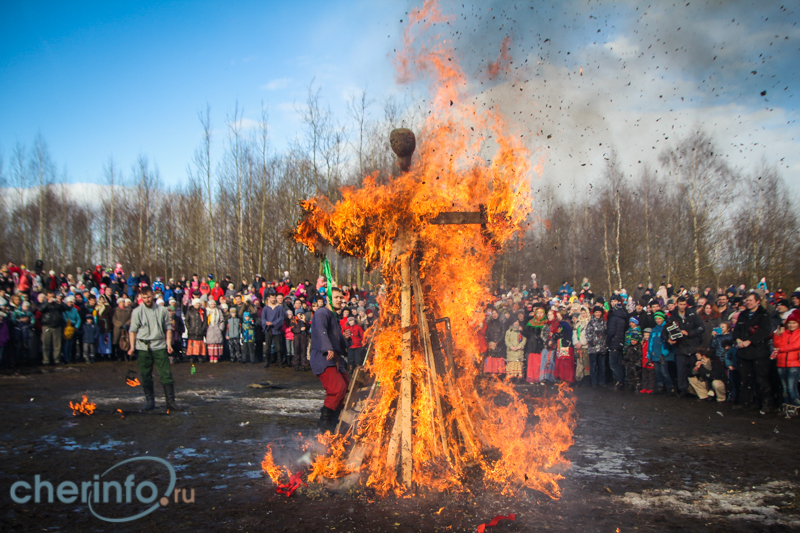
[260,78,292,91]
[473,48,800,199]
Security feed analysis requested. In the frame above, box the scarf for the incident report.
[527,314,548,328]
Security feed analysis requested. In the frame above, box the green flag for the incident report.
[321,257,333,303]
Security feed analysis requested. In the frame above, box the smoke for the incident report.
[401,0,800,198]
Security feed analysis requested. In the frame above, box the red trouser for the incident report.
[318,365,350,410]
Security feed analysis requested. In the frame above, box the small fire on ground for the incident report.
[69,395,97,416]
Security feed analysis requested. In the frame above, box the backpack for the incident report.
[63,319,75,340]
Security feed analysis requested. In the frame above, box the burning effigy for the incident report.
[263,0,574,498]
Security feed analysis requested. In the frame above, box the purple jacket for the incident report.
[261,304,285,335]
[310,307,348,376]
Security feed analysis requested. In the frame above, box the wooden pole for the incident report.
[399,253,413,488]
[411,265,449,457]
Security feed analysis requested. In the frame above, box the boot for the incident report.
[163,383,181,411]
[331,409,342,432]
[142,382,156,411]
[318,406,335,432]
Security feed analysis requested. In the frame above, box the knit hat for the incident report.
[592,305,604,314]
[787,309,800,325]
[192,298,201,306]
[629,317,639,325]
[654,311,666,321]
[644,327,652,334]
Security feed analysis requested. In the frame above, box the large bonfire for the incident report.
[263,0,575,499]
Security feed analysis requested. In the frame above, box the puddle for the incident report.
[38,435,129,452]
[570,445,649,480]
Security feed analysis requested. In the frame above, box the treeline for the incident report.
[0,89,797,295]
[0,86,414,285]
[494,130,800,295]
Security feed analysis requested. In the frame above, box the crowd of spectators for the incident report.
[2,260,798,417]
[481,275,800,416]
[0,261,380,373]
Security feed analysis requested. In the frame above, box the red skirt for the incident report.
[526,352,542,382]
[207,343,223,356]
[484,356,506,374]
[187,340,206,356]
[553,346,575,383]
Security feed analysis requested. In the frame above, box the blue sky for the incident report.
[0,0,405,184]
[1,0,798,193]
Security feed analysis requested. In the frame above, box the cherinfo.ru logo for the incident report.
[9,456,195,523]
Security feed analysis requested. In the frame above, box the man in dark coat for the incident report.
[632,283,646,305]
[40,292,66,365]
[606,295,628,390]
[261,292,286,367]
[310,287,350,431]
[665,296,705,397]
[732,292,775,412]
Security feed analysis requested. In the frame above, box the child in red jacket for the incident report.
[640,328,655,393]
[772,309,800,410]
[342,315,365,373]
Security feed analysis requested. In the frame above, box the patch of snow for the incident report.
[621,481,800,526]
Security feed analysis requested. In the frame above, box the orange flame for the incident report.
[69,395,97,416]
[261,445,290,484]
[116,408,125,419]
[269,0,572,498]
[126,378,141,387]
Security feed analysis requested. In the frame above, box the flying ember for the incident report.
[263,0,574,498]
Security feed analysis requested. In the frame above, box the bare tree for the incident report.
[30,133,55,259]
[195,104,218,277]
[103,158,119,266]
[660,130,734,287]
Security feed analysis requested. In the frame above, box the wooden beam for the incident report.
[399,254,413,488]
[429,211,483,225]
[411,264,450,458]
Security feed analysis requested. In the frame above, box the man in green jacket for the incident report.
[128,287,179,412]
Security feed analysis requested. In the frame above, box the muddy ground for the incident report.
[1,361,799,533]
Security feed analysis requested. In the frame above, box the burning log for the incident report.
[69,395,97,416]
